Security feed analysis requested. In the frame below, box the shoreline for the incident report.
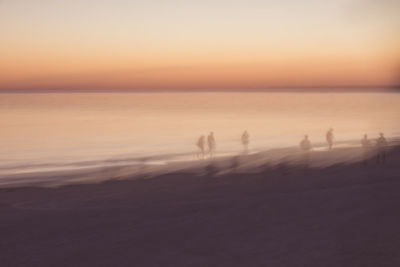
[1,139,398,188]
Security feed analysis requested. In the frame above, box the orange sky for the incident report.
[0,0,399,91]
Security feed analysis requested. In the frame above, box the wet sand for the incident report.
[1,145,400,266]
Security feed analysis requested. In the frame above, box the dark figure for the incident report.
[376,133,387,164]
[207,132,216,158]
[361,134,371,164]
[196,135,206,159]
[241,130,250,154]
[300,135,312,152]
[300,135,312,165]
[326,128,334,150]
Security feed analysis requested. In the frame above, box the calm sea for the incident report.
[0,92,399,175]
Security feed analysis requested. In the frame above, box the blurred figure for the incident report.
[300,135,312,152]
[326,128,334,150]
[196,135,206,159]
[241,130,250,154]
[207,132,216,158]
[300,135,312,165]
[360,134,371,165]
[376,133,388,164]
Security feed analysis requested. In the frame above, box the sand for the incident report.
[1,144,400,266]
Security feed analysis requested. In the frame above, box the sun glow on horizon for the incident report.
[1,0,399,90]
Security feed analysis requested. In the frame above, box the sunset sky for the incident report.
[0,0,399,91]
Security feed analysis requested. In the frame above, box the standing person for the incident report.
[300,135,312,165]
[361,134,371,164]
[241,130,250,154]
[300,135,312,152]
[376,132,388,164]
[207,132,216,158]
[196,135,206,159]
[326,128,334,150]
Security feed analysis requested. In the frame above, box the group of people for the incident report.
[300,128,388,164]
[197,128,389,164]
[196,130,250,159]
[196,132,216,159]
[300,128,335,152]
[361,133,388,164]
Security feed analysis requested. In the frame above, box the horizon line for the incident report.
[0,85,399,94]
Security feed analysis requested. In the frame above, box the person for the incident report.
[300,135,312,165]
[241,130,250,154]
[196,135,206,159]
[376,132,387,164]
[360,134,371,164]
[326,128,334,150]
[300,135,312,152]
[207,131,216,158]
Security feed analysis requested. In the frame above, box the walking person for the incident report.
[326,128,334,150]
[300,135,312,165]
[207,132,216,158]
[376,132,387,164]
[361,134,371,165]
[241,130,250,154]
[196,135,206,159]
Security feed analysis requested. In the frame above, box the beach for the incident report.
[1,143,400,266]
[2,0,400,265]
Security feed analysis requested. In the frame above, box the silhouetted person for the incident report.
[326,128,334,150]
[241,130,250,154]
[300,135,312,165]
[376,133,387,164]
[196,135,206,159]
[300,135,312,152]
[207,132,216,158]
[361,134,371,165]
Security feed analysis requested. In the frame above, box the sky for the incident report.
[0,0,399,91]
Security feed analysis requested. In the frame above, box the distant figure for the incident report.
[196,135,206,159]
[326,128,334,150]
[300,135,312,165]
[300,135,312,152]
[207,132,216,158]
[241,130,250,154]
[360,134,371,164]
[376,133,388,164]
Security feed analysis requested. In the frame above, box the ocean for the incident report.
[0,92,399,176]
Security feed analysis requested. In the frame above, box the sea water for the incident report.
[0,92,399,176]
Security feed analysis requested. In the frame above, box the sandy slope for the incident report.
[1,146,400,266]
